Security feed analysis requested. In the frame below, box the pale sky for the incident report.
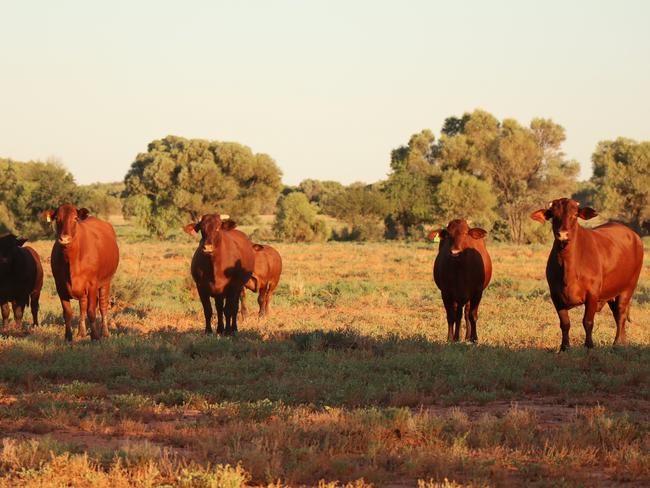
[1,0,649,185]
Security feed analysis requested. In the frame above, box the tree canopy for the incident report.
[123,136,283,237]
[0,158,80,239]
[384,110,579,242]
[590,138,650,234]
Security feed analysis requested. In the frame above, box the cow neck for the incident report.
[209,230,224,269]
[554,225,586,284]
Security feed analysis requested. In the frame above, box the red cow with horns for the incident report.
[531,197,643,351]
[429,219,492,342]
[184,214,255,335]
[0,234,43,332]
[43,205,119,341]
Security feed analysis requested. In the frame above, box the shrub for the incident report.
[273,192,329,242]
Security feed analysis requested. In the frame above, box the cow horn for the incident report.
[220,214,230,219]
[547,201,553,208]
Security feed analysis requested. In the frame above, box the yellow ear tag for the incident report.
[46,215,51,223]
[433,235,440,243]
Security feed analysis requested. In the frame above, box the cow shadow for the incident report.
[2,326,650,409]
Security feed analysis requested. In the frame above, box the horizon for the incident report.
[2,0,649,186]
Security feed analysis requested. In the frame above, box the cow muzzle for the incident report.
[202,244,214,254]
[451,248,462,257]
[58,235,72,245]
[556,231,569,242]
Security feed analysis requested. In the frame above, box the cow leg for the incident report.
[467,295,481,343]
[12,300,26,331]
[98,284,110,338]
[61,299,74,342]
[582,296,598,349]
[198,288,213,334]
[240,289,248,321]
[442,294,456,342]
[264,286,275,316]
[215,294,225,335]
[453,303,463,342]
[557,308,571,351]
[1,302,10,328]
[463,303,471,341]
[225,292,240,335]
[87,288,100,341]
[611,293,632,346]
[257,286,267,318]
[77,294,88,338]
[30,290,40,327]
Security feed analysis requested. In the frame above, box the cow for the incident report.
[183,214,255,335]
[240,243,282,318]
[531,197,643,351]
[42,205,119,342]
[0,234,43,332]
[428,219,492,342]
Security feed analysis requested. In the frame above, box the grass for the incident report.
[0,218,649,486]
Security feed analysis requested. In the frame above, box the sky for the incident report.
[1,0,649,185]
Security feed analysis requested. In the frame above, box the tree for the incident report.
[322,183,389,240]
[273,192,328,242]
[298,179,345,206]
[590,138,650,234]
[433,110,578,243]
[123,136,283,237]
[432,170,497,229]
[383,129,437,238]
[0,158,81,239]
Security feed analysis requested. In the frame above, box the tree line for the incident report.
[1,110,648,242]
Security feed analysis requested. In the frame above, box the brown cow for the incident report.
[184,214,255,335]
[43,205,119,342]
[0,234,43,332]
[240,243,282,318]
[531,197,643,351]
[429,219,492,342]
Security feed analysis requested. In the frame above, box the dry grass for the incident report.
[0,219,649,486]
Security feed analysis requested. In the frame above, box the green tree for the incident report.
[432,170,497,229]
[433,110,578,243]
[273,192,328,242]
[322,183,389,240]
[123,136,283,237]
[383,129,437,238]
[590,138,650,234]
[0,158,80,238]
[298,179,345,206]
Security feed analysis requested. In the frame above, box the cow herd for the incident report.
[0,197,645,351]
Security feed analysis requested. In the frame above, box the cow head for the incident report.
[183,214,235,255]
[530,198,597,244]
[428,219,487,257]
[42,204,91,246]
[0,234,27,271]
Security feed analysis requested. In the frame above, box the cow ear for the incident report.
[427,229,442,241]
[77,208,90,220]
[221,219,237,231]
[42,209,56,223]
[577,207,598,220]
[469,228,487,239]
[183,223,198,235]
[530,209,550,223]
